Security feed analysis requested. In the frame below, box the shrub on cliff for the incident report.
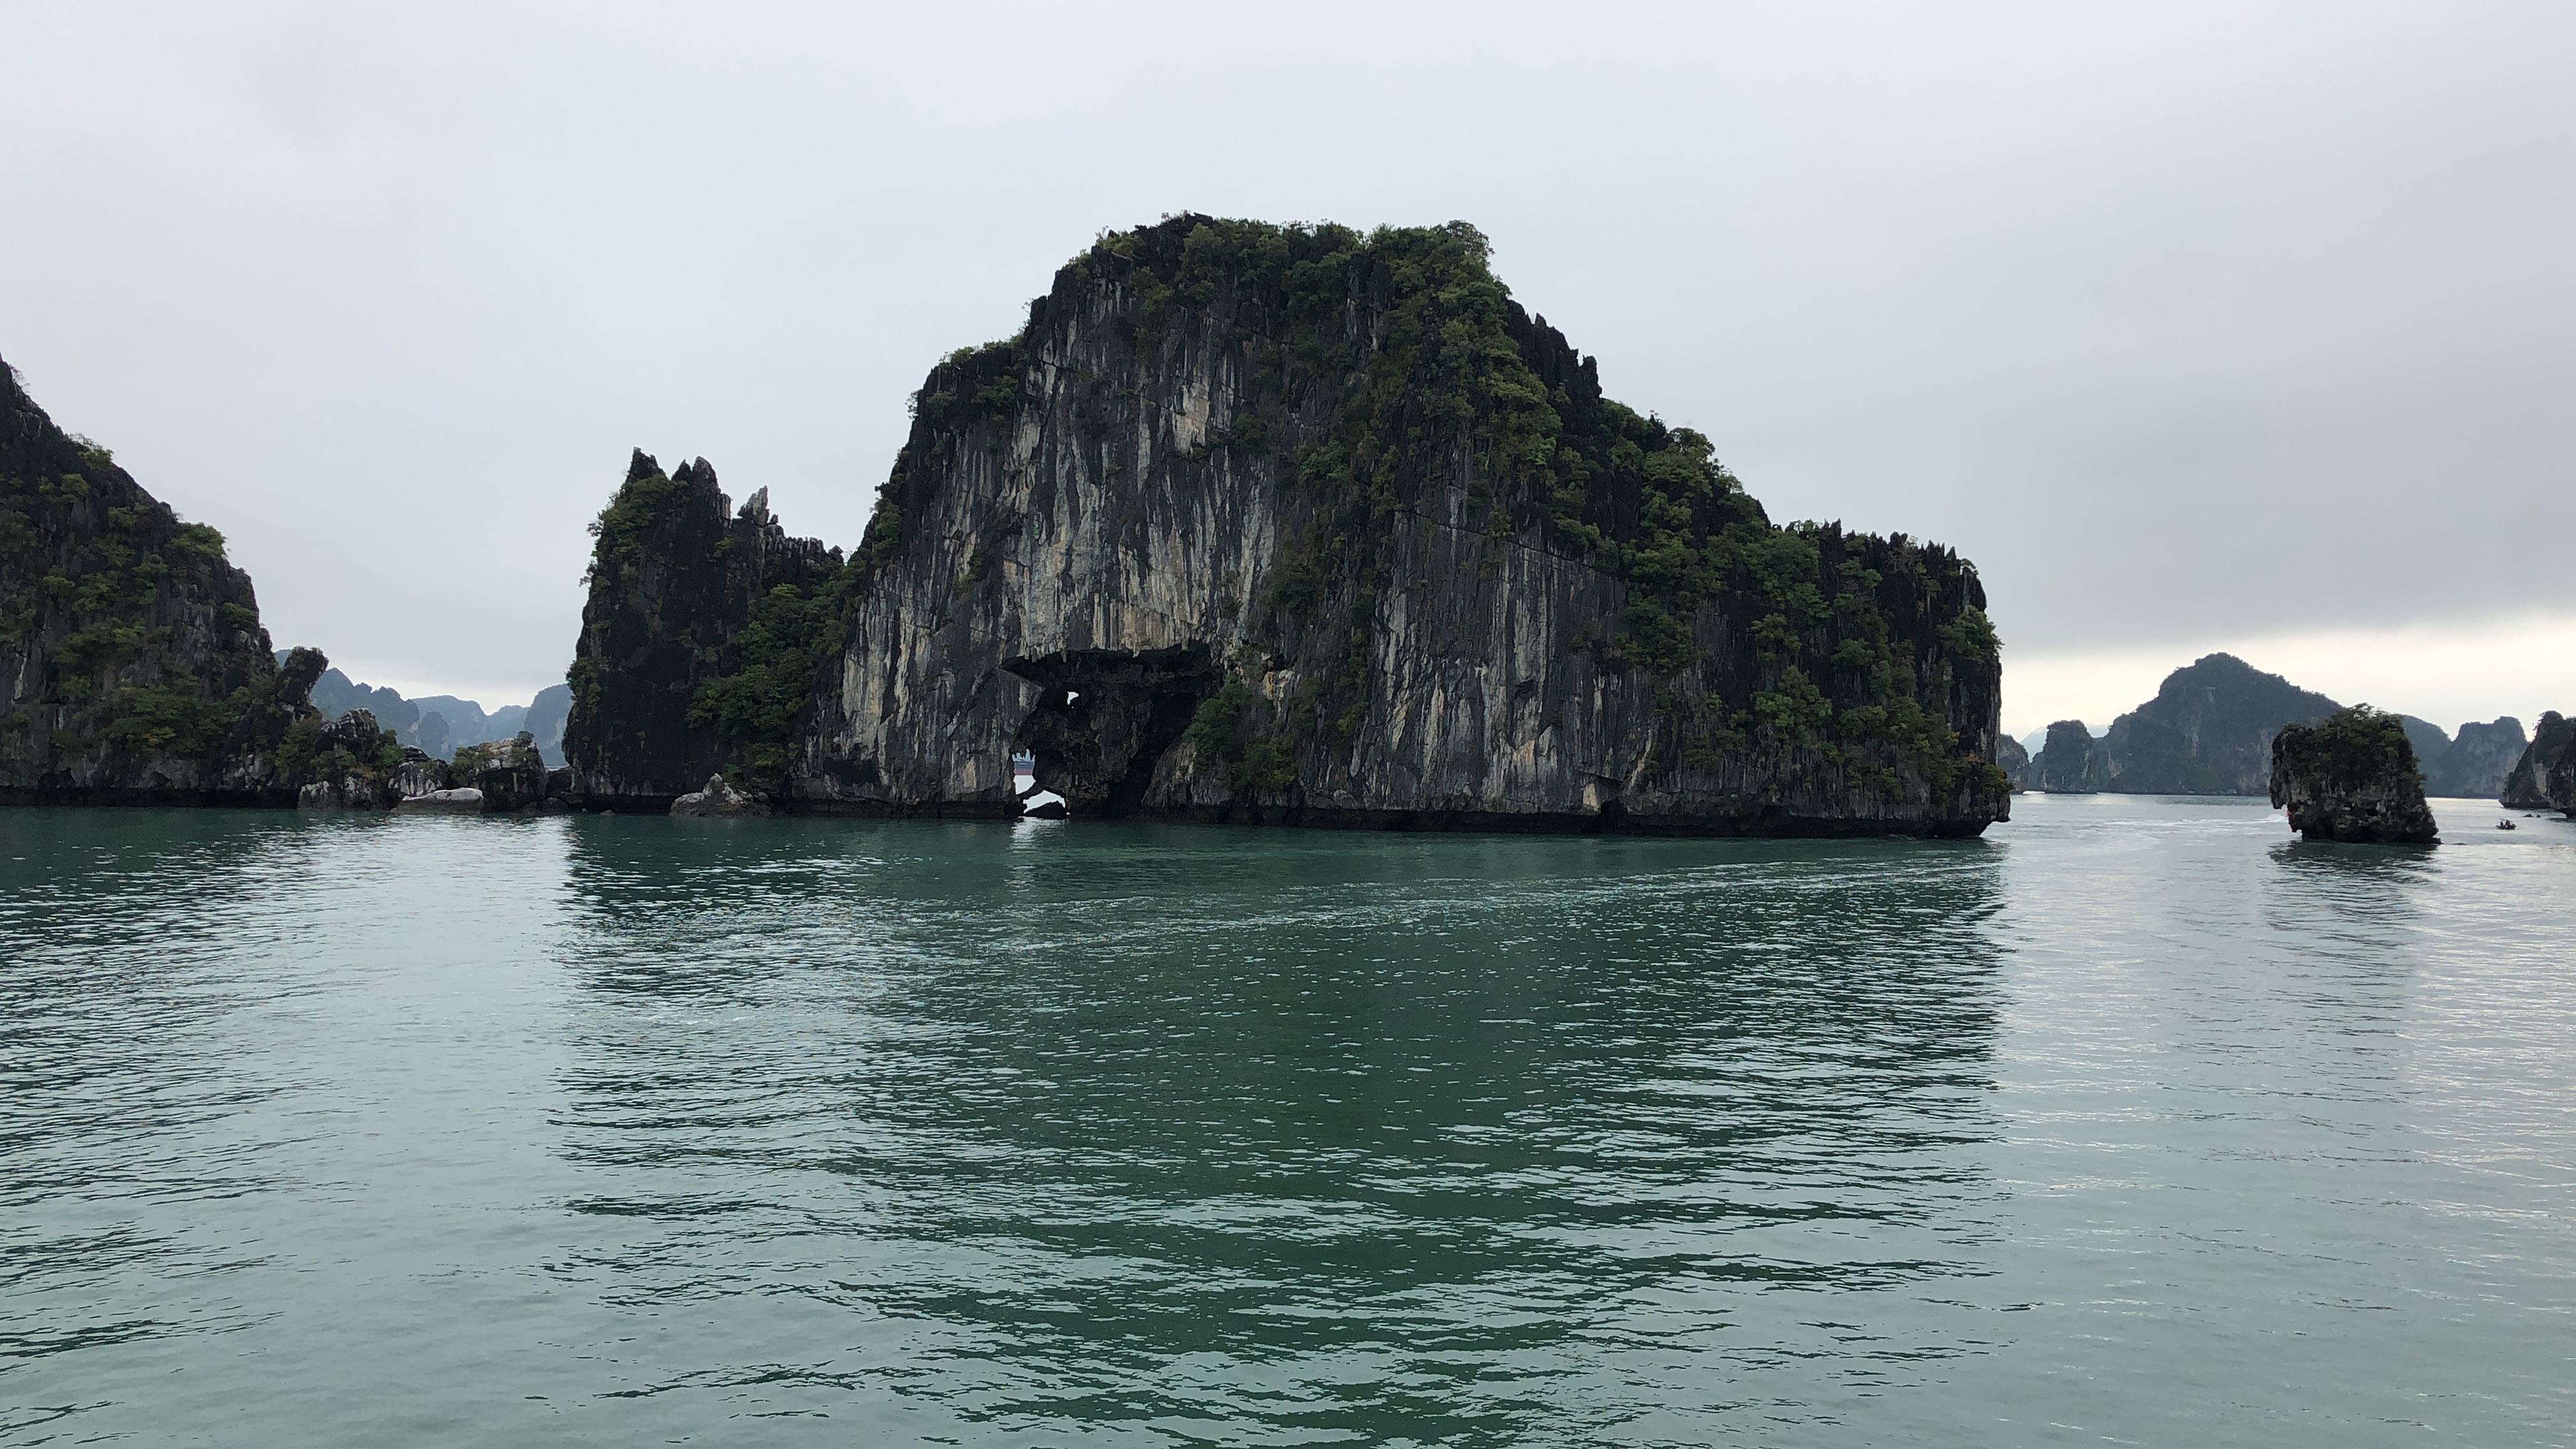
[2268,705,2438,844]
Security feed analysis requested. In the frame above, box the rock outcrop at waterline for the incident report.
[2424,716,2526,800]
[2500,712,2573,812]
[561,455,843,803]
[2033,720,2107,793]
[1,352,325,803]
[2269,705,2438,843]
[564,216,2010,835]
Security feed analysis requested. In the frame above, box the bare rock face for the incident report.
[288,708,405,809]
[2500,712,2572,811]
[389,748,452,799]
[2424,716,2527,800]
[564,217,2008,837]
[395,787,484,813]
[1,351,323,803]
[2034,720,2106,793]
[561,464,841,808]
[2096,653,2337,795]
[1995,733,2031,791]
[669,773,768,818]
[453,731,550,811]
[2269,705,2439,843]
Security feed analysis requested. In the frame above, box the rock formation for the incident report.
[2,354,326,803]
[1996,733,2030,790]
[2400,715,2453,776]
[301,662,570,765]
[2269,705,2438,843]
[291,708,405,810]
[2424,717,2527,800]
[388,747,451,799]
[562,463,843,802]
[564,217,2009,835]
[2096,653,2337,794]
[2034,720,2107,793]
[523,684,572,767]
[669,773,769,818]
[450,731,555,812]
[2500,712,2573,812]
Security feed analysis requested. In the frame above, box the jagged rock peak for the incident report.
[561,449,845,802]
[567,215,2011,833]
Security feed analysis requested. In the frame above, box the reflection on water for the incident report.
[3,801,2573,1446]
[545,822,2009,1439]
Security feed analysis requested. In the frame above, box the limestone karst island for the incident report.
[5,217,2021,837]
[17,9,2575,1441]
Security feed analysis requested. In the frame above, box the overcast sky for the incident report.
[3,2,2569,735]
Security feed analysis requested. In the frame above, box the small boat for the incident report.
[2497,819,2518,830]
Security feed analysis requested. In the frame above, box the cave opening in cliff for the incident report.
[1004,645,1222,819]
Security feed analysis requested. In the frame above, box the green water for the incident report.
[3,797,2572,1445]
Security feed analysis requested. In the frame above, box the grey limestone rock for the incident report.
[565,217,2008,837]
[669,773,769,818]
[2499,712,2572,811]
[2269,706,2439,844]
[1996,733,2031,791]
[2034,720,2108,793]
[453,731,549,812]
[2424,717,2528,800]
[1,354,322,804]
[396,787,484,812]
[388,748,452,799]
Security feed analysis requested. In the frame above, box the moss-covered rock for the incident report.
[2034,720,2106,793]
[560,456,845,807]
[1,352,323,803]
[569,216,2010,834]
[2499,711,2572,811]
[2268,705,2439,843]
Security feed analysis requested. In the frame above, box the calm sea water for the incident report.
[3,796,2571,1446]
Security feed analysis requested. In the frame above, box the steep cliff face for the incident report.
[561,452,843,804]
[566,218,2008,833]
[2269,706,2438,843]
[1,354,317,803]
[790,217,2006,834]
[2034,720,2108,793]
[2424,716,2526,799]
[2500,712,2573,811]
[1996,733,2031,790]
[2098,653,2336,794]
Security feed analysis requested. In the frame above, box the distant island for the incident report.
[2011,652,2542,803]
[292,661,570,768]
[6,215,2569,823]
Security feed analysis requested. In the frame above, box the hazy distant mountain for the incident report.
[1997,733,2032,789]
[2035,719,2109,792]
[2425,717,2526,798]
[523,685,570,767]
[287,657,568,765]
[2094,654,2336,794]
[308,668,421,738]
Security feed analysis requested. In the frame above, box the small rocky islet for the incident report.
[3,216,2567,834]
[2008,652,2570,822]
[2269,705,2440,845]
